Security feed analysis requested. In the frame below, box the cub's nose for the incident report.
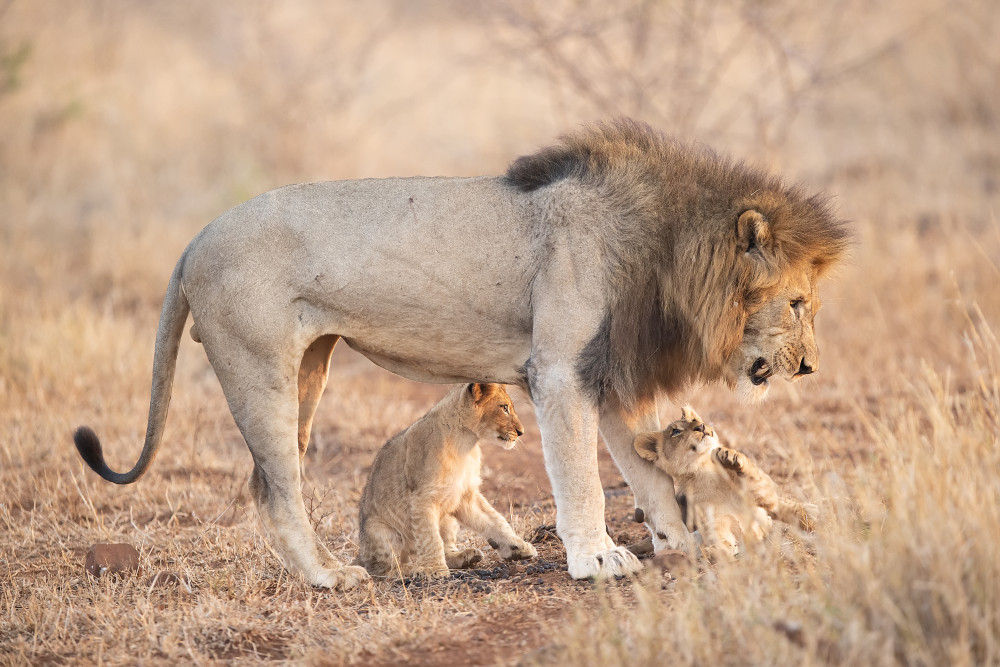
[515,425,524,437]
[797,358,816,375]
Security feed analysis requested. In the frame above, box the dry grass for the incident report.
[2,0,999,664]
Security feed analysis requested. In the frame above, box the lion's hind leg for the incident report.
[208,339,367,590]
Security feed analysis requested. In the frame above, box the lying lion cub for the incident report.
[357,383,538,577]
[632,407,815,558]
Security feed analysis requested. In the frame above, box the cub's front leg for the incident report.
[407,499,450,578]
[439,514,484,569]
[457,492,537,562]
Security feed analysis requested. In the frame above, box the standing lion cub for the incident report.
[357,383,537,578]
[633,407,816,558]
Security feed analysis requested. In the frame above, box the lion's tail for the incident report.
[74,249,191,484]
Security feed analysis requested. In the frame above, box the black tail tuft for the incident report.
[74,426,108,475]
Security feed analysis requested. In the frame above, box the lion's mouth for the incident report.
[749,357,772,386]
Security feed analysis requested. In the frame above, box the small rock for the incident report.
[85,543,141,579]
[147,570,190,590]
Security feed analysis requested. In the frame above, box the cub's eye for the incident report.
[790,299,804,310]
[670,427,684,438]
[501,404,510,414]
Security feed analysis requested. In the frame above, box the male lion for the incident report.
[357,383,536,578]
[73,118,848,587]
[632,406,816,558]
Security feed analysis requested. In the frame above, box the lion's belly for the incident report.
[342,330,531,385]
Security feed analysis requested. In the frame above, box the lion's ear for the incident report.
[634,432,660,462]
[737,210,772,258]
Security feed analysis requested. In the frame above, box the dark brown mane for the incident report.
[507,118,851,407]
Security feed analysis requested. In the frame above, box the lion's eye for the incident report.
[690,444,698,451]
[501,404,510,414]
[790,299,803,310]
[670,428,683,438]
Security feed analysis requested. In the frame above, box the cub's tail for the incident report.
[74,249,191,484]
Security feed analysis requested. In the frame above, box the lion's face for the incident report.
[469,383,524,449]
[634,406,720,476]
[729,266,821,403]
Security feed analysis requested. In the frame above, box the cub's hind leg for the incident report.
[206,337,367,590]
[297,334,339,461]
[440,514,483,569]
[357,516,407,578]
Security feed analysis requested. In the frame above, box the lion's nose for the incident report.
[515,425,524,437]
[797,358,815,375]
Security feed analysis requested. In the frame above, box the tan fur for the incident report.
[356,384,536,577]
[634,407,816,558]
[73,118,847,585]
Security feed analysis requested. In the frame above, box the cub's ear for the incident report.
[633,432,660,462]
[680,405,701,422]
[736,209,772,258]
[468,383,495,403]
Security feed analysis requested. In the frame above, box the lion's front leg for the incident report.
[531,367,642,580]
[599,394,694,556]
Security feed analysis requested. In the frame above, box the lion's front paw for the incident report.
[567,546,642,580]
[310,565,370,590]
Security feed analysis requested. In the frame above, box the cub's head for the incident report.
[633,406,719,476]
[468,383,524,449]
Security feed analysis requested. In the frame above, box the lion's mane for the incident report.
[506,118,850,406]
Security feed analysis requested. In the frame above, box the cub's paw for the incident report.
[406,563,450,579]
[310,565,370,590]
[445,548,484,569]
[797,502,819,531]
[567,546,642,580]
[715,447,746,474]
[489,538,538,561]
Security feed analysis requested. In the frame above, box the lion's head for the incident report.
[468,383,524,449]
[507,119,851,407]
